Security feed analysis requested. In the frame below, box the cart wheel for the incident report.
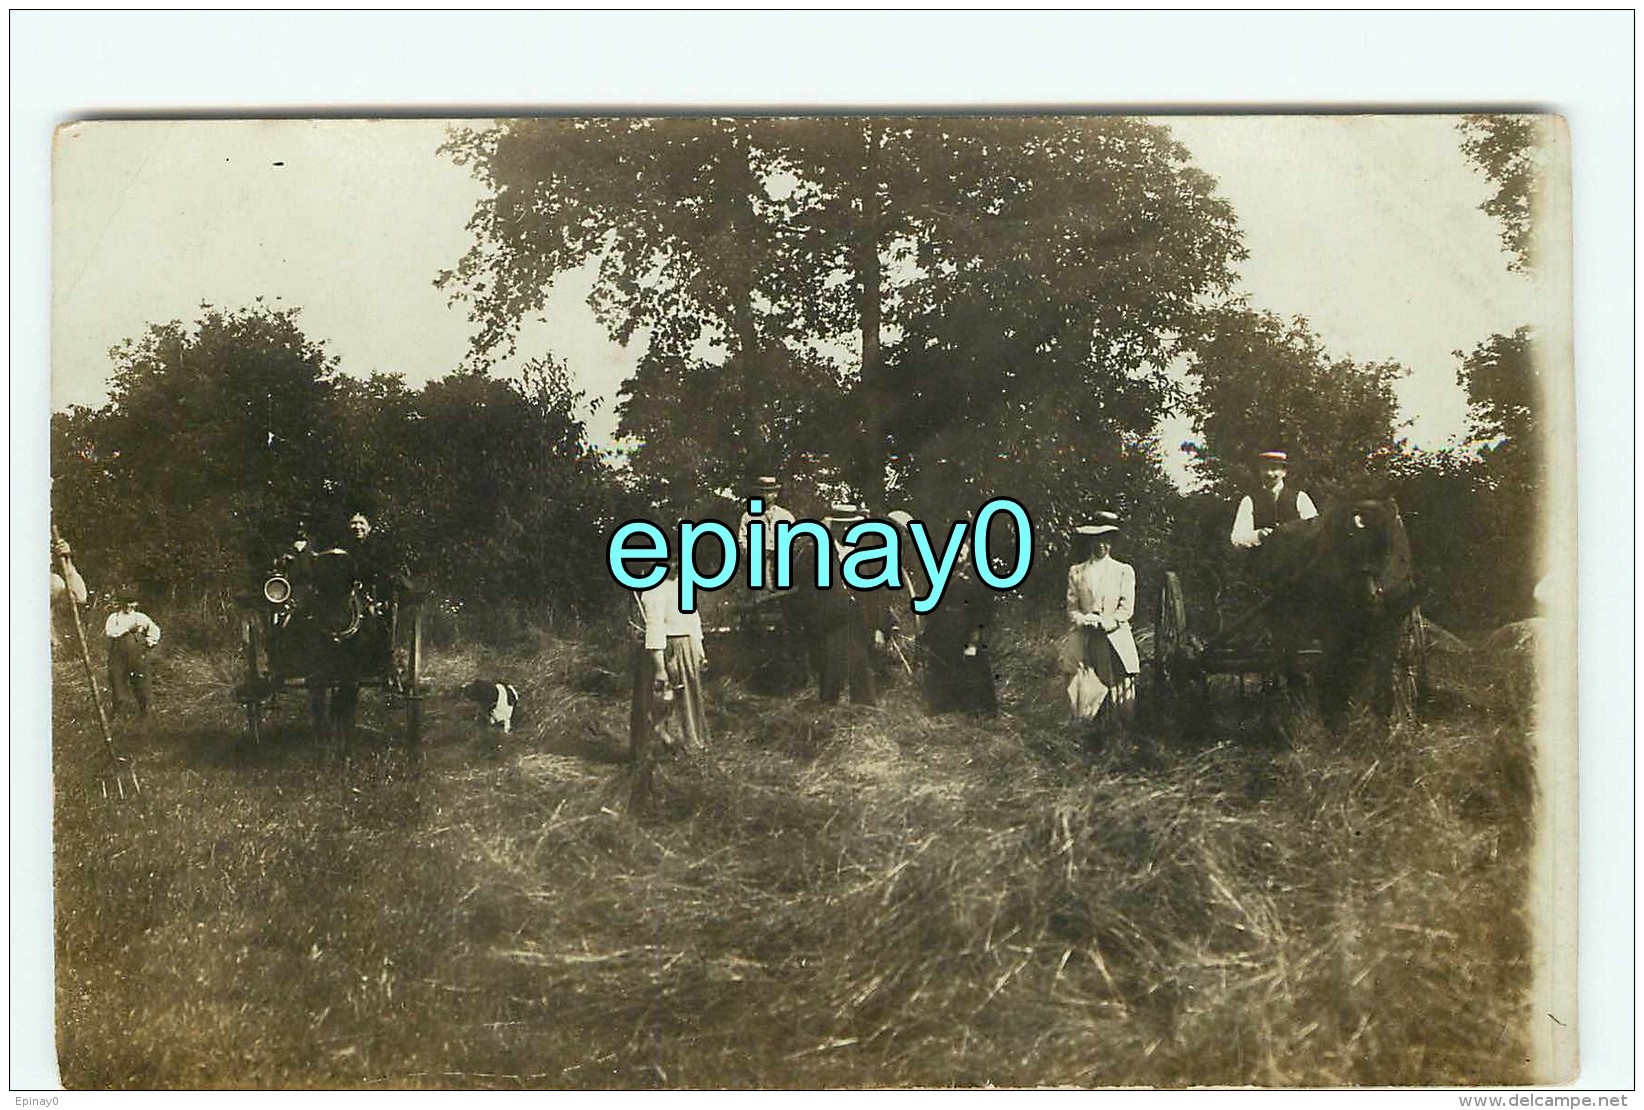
[1392,604,1430,721]
[405,603,423,743]
[241,614,266,745]
[1156,572,1189,664]
[1143,572,1195,727]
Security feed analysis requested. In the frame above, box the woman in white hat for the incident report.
[1062,516,1140,727]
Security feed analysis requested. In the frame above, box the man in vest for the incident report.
[737,475,797,581]
[1230,449,1318,549]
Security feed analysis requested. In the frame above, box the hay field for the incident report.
[50,616,1537,1089]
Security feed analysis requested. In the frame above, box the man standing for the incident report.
[737,475,797,581]
[816,504,878,707]
[1230,449,1318,549]
[50,536,89,652]
[739,476,803,690]
[104,589,161,716]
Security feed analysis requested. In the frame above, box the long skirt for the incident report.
[923,639,998,716]
[629,635,710,761]
[1061,626,1136,725]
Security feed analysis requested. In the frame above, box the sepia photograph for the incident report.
[17,10,1629,1098]
[44,109,1576,1091]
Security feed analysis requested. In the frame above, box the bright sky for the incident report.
[53,116,1550,462]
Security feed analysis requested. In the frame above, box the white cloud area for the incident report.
[52,120,641,450]
[54,116,1551,472]
[1162,115,1548,447]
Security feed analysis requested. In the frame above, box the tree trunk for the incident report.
[723,120,768,478]
[852,123,886,506]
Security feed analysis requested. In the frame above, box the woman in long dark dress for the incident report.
[920,540,998,717]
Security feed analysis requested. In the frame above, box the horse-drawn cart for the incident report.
[235,548,425,745]
[1150,500,1429,727]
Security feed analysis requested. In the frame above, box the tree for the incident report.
[1182,306,1407,504]
[441,116,1245,517]
[439,118,803,498]
[51,303,341,599]
[395,359,628,608]
[1459,326,1540,455]
[52,304,633,619]
[1457,114,1546,273]
[1455,328,1543,616]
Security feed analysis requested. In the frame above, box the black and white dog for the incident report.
[461,680,522,734]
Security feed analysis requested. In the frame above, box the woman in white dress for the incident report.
[1062,518,1141,727]
[630,551,710,760]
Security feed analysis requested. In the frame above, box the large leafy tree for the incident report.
[51,304,631,617]
[439,118,806,500]
[52,303,340,598]
[1459,328,1542,610]
[394,359,630,607]
[440,115,1244,517]
[1183,306,1406,505]
[1457,114,1547,274]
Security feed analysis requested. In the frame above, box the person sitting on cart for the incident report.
[272,520,318,605]
[1229,448,1318,550]
[342,510,409,607]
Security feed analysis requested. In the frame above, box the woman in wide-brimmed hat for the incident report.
[1060,515,1140,728]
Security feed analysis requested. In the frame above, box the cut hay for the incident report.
[51,614,1536,1089]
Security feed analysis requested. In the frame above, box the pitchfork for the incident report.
[53,526,141,799]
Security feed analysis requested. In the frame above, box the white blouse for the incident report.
[1066,556,1135,627]
[638,577,704,651]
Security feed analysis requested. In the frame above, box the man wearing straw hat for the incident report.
[1229,448,1318,549]
[738,475,796,579]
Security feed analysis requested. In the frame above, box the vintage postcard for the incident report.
[47,114,1575,1089]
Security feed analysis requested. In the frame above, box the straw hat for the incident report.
[826,502,865,527]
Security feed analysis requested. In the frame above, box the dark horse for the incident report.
[268,549,392,747]
[1261,498,1418,730]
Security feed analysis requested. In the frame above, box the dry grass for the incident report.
[51,614,1536,1088]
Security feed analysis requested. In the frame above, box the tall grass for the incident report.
[51,613,1536,1088]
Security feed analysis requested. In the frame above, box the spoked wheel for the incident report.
[239,612,269,744]
[1156,572,1189,664]
[1150,578,1216,733]
[1143,572,1197,727]
[404,601,424,744]
[1391,603,1431,721]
